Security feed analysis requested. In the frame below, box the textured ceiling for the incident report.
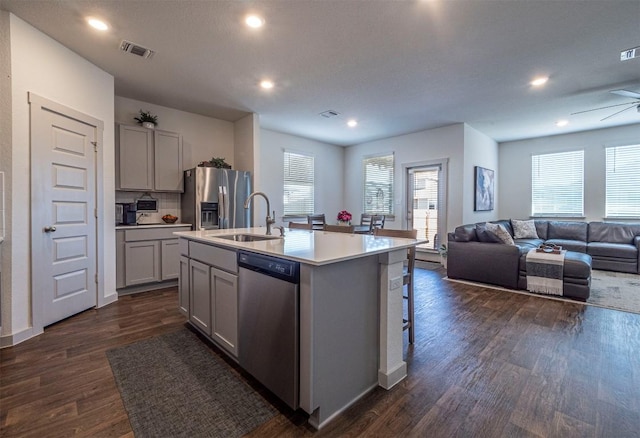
[2,0,639,146]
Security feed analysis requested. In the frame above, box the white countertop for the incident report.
[116,223,192,230]
[174,227,427,266]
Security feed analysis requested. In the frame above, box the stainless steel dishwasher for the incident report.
[237,251,300,409]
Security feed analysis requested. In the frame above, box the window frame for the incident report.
[283,150,315,217]
[531,149,584,218]
[605,143,640,219]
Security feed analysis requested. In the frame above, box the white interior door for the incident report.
[31,96,98,327]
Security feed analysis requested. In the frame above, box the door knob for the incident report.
[44,226,57,233]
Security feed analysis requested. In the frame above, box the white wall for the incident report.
[115,96,234,170]
[260,129,344,226]
[345,124,465,233]
[499,123,640,222]
[5,14,115,342]
[463,125,499,224]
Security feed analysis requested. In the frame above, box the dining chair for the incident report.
[374,228,418,343]
[289,221,312,230]
[323,224,355,233]
[361,214,385,233]
[307,214,326,230]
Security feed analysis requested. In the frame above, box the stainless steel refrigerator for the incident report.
[181,167,252,230]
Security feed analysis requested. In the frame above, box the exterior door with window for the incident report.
[406,162,447,251]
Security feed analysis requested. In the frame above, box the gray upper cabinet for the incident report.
[116,124,183,192]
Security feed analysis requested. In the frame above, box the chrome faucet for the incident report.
[244,192,276,235]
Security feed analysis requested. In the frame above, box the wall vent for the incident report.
[120,40,155,59]
[319,110,340,118]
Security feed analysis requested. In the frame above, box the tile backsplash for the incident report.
[115,191,182,225]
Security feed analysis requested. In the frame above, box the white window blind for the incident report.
[363,153,394,215]
[606,144,640,218]
[531,150,584,217]
[283,151,314,216]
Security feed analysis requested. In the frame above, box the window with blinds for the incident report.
[531,150,584,217]
[606,144,640,218]
[283,151,314,216]
[363,153,394,215]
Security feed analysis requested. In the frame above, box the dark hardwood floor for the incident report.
[2,268,639,437]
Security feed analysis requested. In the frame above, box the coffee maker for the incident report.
[116,203,137,225]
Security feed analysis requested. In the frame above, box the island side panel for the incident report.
[299,255,380,429]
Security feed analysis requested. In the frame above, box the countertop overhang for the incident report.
[174,227,427,266]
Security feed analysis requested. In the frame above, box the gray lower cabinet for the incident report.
[182,239,238,358]
[116,226,191,290]
[125,240,161,285]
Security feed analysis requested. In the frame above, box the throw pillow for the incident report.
[475,224,502,243]
[512,219,539,239]
[485,222,515,245]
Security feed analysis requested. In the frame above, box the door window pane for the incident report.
[363,153,394,215]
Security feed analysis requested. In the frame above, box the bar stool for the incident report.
[289,221,312,230]
[374,228,418,343]
[307,214,326,230]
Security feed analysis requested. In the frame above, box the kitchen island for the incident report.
[174,227,425,429]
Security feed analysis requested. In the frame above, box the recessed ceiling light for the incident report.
[556,119,569,127]
[87,17,109,31]
[245,15,265,28]
[531,76,549,87]
[260,80,274,89]
[347,119,358,127]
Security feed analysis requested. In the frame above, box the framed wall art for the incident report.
[474,166,494,211]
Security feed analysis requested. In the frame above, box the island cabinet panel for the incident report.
[211,267,238,356]
[179,255,190,316]
[189,259,211,335]
[116,124,183,192]
[124,240,161,286]
[161,239,181,280]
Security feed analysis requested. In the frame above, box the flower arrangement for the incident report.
[337,210,352,224]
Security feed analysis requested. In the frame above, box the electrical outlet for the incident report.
[389,276,402,290]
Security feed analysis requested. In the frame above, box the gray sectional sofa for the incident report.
[447,219,640,301]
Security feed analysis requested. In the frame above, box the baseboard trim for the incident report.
[0,326,41,348]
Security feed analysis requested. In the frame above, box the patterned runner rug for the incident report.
[107,328,277,438]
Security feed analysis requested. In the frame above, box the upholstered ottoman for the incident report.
[518,251,592,301]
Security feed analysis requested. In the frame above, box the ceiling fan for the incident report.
[571,89,640,121]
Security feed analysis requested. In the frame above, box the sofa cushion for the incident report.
[485,222,515,245]
[534,220,549,240]
[545,239,587,253]
[514,238,545,251]
[548,221,588,241]
[588,222,640,244]
[476,224,502,243]
[454,224,478,242]
[587,242,638,259]
[512,219,539,239]
[493,220,514,236]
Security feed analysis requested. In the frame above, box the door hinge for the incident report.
[92,141,97,151]
[94,208,98,218]
[95,273,99,284]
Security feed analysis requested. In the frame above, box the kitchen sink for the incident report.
[215,233,281,242]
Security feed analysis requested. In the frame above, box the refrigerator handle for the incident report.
[218,185,225,228]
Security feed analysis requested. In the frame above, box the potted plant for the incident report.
[134,110,158,129]
[197,157,231,169]
[439,243,448,269]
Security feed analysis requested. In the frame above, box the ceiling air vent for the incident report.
[120,40,155,59]
[319,110,340,118]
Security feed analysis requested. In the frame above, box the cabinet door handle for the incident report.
[44,226,57,233]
